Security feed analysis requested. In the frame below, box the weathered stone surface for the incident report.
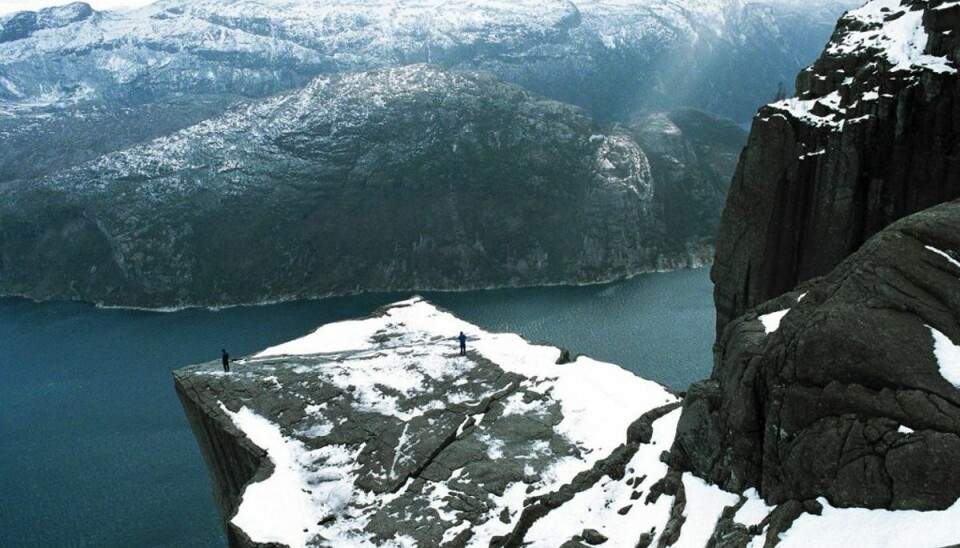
[712,0,960,336]
[175,298,682,547]
[673,201,960,510]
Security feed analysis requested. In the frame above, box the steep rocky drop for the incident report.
[713,0,960,336]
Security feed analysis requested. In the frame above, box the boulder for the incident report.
[673,201,960,510]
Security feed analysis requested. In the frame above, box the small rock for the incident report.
[581,529,608,545]
[803,499,823,516]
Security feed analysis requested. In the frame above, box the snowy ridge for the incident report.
[828,0,956,74]
[0,0,856,117]
[766,0,958,130]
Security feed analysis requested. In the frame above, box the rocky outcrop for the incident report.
[672,201,960,511]
[0,66,724,308]
[712,0,960,336]
[174,298,688,547]
[180,299,960,546]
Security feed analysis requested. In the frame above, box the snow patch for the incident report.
[779,496,960,547]
[929,326,960,388]
[677,474,741,548]
[759,309,791,334]
[220,404,358,548]
[735,488,774,528]
[926,245,960,271]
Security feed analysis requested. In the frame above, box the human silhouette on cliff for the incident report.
[458,332,467,356]
[221,348,230,372]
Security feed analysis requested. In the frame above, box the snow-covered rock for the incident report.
[176,296,960,547]
[0,0,855,121]
[174,297,683,546]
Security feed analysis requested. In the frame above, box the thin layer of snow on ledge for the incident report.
[524,409,682,546]
[220,405,361,548]
[778,496,960,547]
[238,297,678,545]
[770,91,846,129]
[760,309,791,334]
[898,425,915,435]
[926,245,960,271]
[929,326,960,388]
[829,0,956,74]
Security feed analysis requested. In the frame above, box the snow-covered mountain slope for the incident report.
[0,0,855,122]
[175,297,960,547]
[0,65,725,308]
[0,0,856,184]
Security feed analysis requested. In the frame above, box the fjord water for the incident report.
[0,268,713,547]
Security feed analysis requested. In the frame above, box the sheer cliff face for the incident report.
[0,66,704,308]
[712,0,960,336]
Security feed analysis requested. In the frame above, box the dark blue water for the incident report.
[0,268,713,547]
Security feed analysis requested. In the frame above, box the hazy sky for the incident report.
[0,0,157,16]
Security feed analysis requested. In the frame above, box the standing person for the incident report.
[221,348,230,372]
[458,332,467,356]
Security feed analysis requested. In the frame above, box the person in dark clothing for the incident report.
[458,332,467,356]
[221,348,230,372]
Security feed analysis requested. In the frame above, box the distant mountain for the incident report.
[0,66,736,307]
[631,108,747,256]
[0,0,854,182]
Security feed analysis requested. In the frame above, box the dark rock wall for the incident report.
[673,201,960,510]
[174,374,273,548]
[712,0,960,336]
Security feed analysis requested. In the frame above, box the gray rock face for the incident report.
[0,65,725,308]
[0,0,853,183]
[672,201,960,511]
[712,0,960,336]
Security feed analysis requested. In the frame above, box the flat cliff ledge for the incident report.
[177,297,960,547]
[174,298,694,547]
